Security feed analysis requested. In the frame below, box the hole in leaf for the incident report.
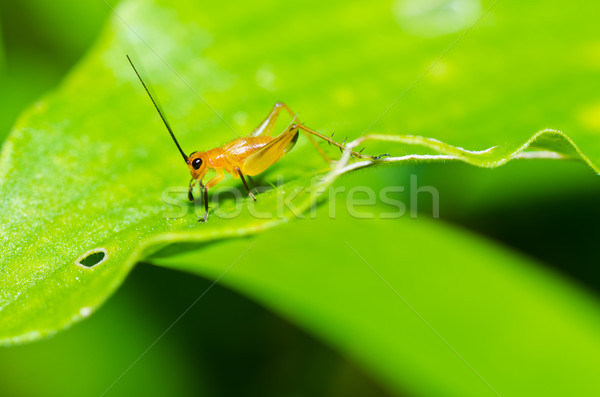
[76,248,107,268]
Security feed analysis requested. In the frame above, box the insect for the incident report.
[127,56,387,222]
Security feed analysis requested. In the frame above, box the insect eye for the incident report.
[192,158,203,170]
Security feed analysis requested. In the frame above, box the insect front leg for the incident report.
[198,170,226,222]
[188,178,210,222]
[188,178,198,201]
[200,185,209,223]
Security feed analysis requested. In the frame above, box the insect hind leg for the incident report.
[294,124,385,160]
[251,102,331,161]
[299,128,331,162]
[251,102,297,137]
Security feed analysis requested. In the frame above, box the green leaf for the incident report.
[1,0,599,351]
[0,17,4,69]
[0,0,109,142]
[335,128,599,174]
[0,274,207,396]
[150,206,600,397]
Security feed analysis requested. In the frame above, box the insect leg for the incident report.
[236,167,257,201]
[251,102,300,137]
[200,186,209,223]
[242,124,300,175]
[188,178,198,201]
[299,130,331,162]
[295,124,388,160]
[197,170,226,222]
[205,169,225,189]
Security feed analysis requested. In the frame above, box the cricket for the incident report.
[127,56,388,222]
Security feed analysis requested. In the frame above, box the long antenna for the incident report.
[127,55,188,163]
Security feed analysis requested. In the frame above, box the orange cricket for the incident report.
[128,56,387,222]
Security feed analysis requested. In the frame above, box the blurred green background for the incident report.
[1,0,599,396]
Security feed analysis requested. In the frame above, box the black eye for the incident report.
[192,158,203,170]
